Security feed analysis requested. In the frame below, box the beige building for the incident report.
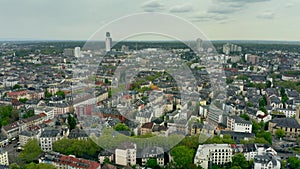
[269,105,300,138]
[0,149,9,166]
[115,142,136,166]
[194,144,233,169]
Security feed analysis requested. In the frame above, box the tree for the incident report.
[240,113,250,121]
[44,90,52,98]
[275,128,285,138]
[170,146,194,169]
[103,157,111,165]
[287,156,300,169]
[177,135,200,150]
[9,163,21,169]
[19,139,43,163]
[230,166,242,169]
[231,153,249,169]
[114,123,130,131]
[25,163,57,169]
[0,105,19,127]
[55,90,65,98]
[12,84,22,90]
[146,158,159,168]
[19,98,28,103]
[22,109,35,119]
[67,114,76,130]
[53,138,102,160]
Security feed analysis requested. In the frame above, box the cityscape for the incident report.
[1,1,300,169]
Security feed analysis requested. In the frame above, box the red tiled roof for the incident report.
[59,155,100,169]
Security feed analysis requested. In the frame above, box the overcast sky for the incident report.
[0,0,299,41]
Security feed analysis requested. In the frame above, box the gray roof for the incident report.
[271,118,300,128]
[228,115,252,125]
[40,129,60,138]
[254,154,278,166]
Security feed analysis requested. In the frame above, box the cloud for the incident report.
[207,5,242,14]
[191,12,227,22]
[142,0,164,12]
[169,4,193,13]
[257,11,274,19]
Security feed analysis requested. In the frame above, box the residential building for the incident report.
[115,142,136,166]
[39,152,101,169]
[254,153,280,169]
[0,149,9,166]
[227,115,252,133]
[39,128,68,152]
[194,144,232,169]
[141,147,164,167]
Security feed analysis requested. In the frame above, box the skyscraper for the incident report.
[196,38,203,52]
[105,32,112,52]
[74,47,81,58]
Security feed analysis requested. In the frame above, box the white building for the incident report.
[115,142,136,166]
[254,154,280,169]
[105,32,112,52]
[227,115,252,133]
[194,144,232,169]
[74,47,81,58]
[19,130,40,146]
[276,108,296,118]
[0,149,9,166]
[141,147,164,167]
[39,128,68,152]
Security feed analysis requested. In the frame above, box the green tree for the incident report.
[114,123,130,131]
[170,146,195,169]
[177,135,200,150]
[240,113,250,121]
[22,109,35,119]
[67,114,76,130]
[25,163,57,169]
[146,158,159,168]
[103,157,111,165]
[0,105,19,127]
[55,90,65,98]
[231,153,249,168]
[12,84,22,90]
[53,138,102,160]
[19,139,43,163]
[287,157,300,169]
[19,98,28,103]
[9,163,21,169]
[275,128,285,138]
[44,90,52,98]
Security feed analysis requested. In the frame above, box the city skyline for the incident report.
[0,0,299,41]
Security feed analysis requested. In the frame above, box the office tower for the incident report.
[105,32,112,52]
[196,38,203,52]
[74,47,81,58]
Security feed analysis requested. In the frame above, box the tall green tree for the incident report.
[67,114,76,130]
[275,128,285,138]
[146,158,159,169]
[25,163,57,169]
[19,139,43,163]
[170,146,195,169]
[287,157,300,169]
[231,153,249,169]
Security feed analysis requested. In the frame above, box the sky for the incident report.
[0,0,299,41]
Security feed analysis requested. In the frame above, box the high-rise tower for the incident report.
[105,32,112,52]
[196,38,203,52]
